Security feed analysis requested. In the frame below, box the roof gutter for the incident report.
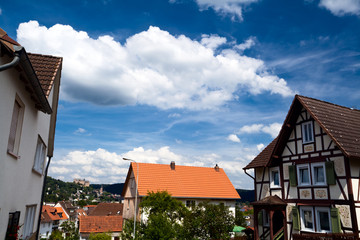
[0,45,22,72]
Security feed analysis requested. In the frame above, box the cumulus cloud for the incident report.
[227,134,241,142]
[192,0,259,21]
[319,0,360,16]
[49,145,261,187]
[238,122,282,138]
[235,37,256,51]
[17,21,293,111]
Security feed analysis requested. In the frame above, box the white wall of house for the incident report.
[0,55,54,239]
[39,221,53,239]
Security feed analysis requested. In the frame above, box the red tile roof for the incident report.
[124,162,240,199]
[79,215,123,233]
[42,205,68,221]
[88,203,123,216]
[27,53,62,97]
[244,95,360,169]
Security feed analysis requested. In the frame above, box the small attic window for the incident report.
[302,121,314,144]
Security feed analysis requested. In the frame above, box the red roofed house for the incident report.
[122,162,240,222]
[79,215,123,240]
[0,28,62,239]
[39,205,69,239]
[243,95,360,240]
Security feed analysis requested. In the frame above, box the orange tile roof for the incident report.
[42,205,68,221]
[79,215,123,233]
[125,162,240,199]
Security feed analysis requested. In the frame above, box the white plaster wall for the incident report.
[39,222,53,239]
[0,55,52,239]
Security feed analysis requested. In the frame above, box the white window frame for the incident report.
[7,96,25,157]
[297,164,311,186]
[33,136,46,174]
[23,205,37,238]
[302,121,314,144]
[300,206,315,232]
[270,167,281,188]
[315,207,331,233]
[311,163,326,186]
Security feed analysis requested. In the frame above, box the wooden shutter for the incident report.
[258,210,263,226]
[326,161,336,185]
[8,101,21,152]
[292,206,300,231]
[289,165,297,187]
[331,207,341,233]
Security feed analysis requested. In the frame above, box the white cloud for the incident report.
[319,0,360,16]
[193,0,259,21]
[227,134,241,142]
[200,34,227,50]
[49,145,262,187]
[238,122,282,138]
[256,143,265,151]
[235,37,256,51]
[17,21,293,111]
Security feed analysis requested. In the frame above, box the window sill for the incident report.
[32,168,43,176]
[7,150,20,159]
[270,186,282,189]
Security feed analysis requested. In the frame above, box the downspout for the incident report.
[244,168,255,180]
[35,156,52,240]
[0,45,23,71]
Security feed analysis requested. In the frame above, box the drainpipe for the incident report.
[0,45,23,72]
[35,156,52,240]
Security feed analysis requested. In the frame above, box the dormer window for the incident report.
[302,121,314,144]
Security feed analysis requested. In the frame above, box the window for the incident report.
[302,121,314,144]
[186,200,195,208]
[7,97,24,156]
[33,136,46,174]
[6,211,20,239]
[23,205,36,238]
[297,164,310,186]
[270,167,280,188]
[300,206,314,232]
[312,163,326,185]
[316,207,331,232]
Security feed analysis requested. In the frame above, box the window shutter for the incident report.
[331,207,341,233]
[326,161,336,185]
[8,101,21,152]
[258,210,263,226]
[289,165,297,187]
[292,206,300,231]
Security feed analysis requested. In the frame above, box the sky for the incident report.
[1,0,360,189]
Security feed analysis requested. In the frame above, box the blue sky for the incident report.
[1,0,360,188]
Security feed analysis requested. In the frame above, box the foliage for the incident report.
[89,232,112,240]
[121,191,235,240]
[5,224,21,240]
[235,207,246,226]
[182,201,235,240]
[49,230,64,240]
[60,221,79,240]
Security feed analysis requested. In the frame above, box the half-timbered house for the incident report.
[243,95,360,240]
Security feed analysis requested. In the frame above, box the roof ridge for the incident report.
[28,52,63,60]
[136,162,220,169]
[296,94,360,112]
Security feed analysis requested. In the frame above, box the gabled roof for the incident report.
[0,27,62,113]
[123,162,240,200]
[88,203,123,216]
[251,195,286,206]
[41,211,53,223]
[42,205,68,221]
[79,215,123,233]
[244,95,360,169]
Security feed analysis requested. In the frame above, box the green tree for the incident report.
[49,230,64,240]
[235,206,246,226]
[60,221,79,240]
[89,232,112,240]
[182,202,235,240]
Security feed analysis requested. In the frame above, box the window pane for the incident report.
[273,171,279,186]
[318,211,330,231]
[303,210,313,229]
[304,124,309,142]
[300,168,309,183]
[315,166,325,183]
[307,124,313,141]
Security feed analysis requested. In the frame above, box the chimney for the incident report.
[170,161,175,170]
[214,164,219,172]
